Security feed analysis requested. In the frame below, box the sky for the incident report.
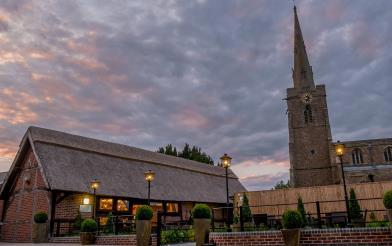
[0,0,391,191]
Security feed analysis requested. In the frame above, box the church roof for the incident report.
[1,126,246,203]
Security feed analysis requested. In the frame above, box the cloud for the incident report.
[0,0,391,191]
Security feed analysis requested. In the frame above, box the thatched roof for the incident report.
[2,126,246,203]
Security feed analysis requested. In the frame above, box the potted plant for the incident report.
[135,205,153,246]
[32,211,49,243]
[383,190,392,222]
[192,204,211,246]
[281,209,302,246]
[80,219,98,245]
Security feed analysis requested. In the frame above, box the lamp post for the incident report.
[220,153,232,231]
[90,179,100,220]
[144,170,155,205]
[335,141,351,226]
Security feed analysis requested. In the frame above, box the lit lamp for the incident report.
[144,170,155,205]
[90,179,100,220]
[335,141,351,225]
[83,197,90,205]
[220,153,232,232]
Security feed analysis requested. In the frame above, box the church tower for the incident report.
[287,6,333,187]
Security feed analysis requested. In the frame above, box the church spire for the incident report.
[293,6,314,89]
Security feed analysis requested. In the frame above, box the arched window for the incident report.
[352,148,363,164]
[304,105,313,124]
[384,147,392,162]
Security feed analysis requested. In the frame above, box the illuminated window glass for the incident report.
[132,204,142,215]
[99,198,113,210]
[117,200,129,212]
[99,217,108,225]
[166,203,179,213]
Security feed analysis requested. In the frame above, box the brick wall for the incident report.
[50,234,157,245]
[1,148,50,242]
[210,228,392,246]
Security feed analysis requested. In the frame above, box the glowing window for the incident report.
[99,198,113,210]
[166,203,179,213]
[117,200,129,212]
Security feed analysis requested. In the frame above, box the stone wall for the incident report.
[210,228,392,246]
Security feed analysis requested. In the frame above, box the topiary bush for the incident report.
[383,190,392,209]
[34,212,48,223]
[81,219,98,232]
[135,205,153,220]
[349,188,362,220]
[192,204,211,219]
[282,209,302,229]
[297,196,307,227]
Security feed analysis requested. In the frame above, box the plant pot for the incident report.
[32,223,48,243]
[281,228,300,246]
[80,232,96,245]
[194,218,210,246]
[136,220,152,246]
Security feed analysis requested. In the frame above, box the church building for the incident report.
[287,6,392,187]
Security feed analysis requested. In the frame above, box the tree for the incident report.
[273,180,290,190]
[241,193,253,223]
[349,188,362,220]
[157,143,214,165]
[297,196,307,227]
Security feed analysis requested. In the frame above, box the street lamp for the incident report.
[335,141,351,225]
[90,179,100,220]
[220,153,232,231]
[144,170,155,205]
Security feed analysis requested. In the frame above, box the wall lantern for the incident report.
[83,197,90,205]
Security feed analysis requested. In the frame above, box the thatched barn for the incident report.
[0,126,245,242]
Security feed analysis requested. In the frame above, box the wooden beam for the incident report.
[49,191,57,237]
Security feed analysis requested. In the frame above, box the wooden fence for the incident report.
[234,181,392,220]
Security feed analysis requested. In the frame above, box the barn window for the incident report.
[352,148,363,164]
[384,147,392,162]
[304,105,313,124]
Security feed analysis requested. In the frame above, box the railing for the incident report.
[52,215,136,237]
[212,197,389,232]
[157,211,194,246]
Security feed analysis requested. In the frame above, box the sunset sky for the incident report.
[0,0,391,190]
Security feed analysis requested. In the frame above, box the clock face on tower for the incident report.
[301,93,312,104]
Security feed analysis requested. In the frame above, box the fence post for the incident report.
[157,211,162,246]
[211,209,215,232]
[239,206,244,232]
[316,201,321,229]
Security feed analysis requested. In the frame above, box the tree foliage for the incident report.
[158,143,214,165]
[297,196,307,227]
[241,193,253,223]
[349,188,362,220]
[273,180,290,190]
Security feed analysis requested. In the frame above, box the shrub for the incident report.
[81,219,98,232]
[282,209,302,229]
[73,210,83,230]
[192,204,211,219]
[297,196,307,227]
[135,205,153,220]
[242,194,253,223]
[383,190,392,209]
[34,212,48,223]
[349,188,362,220]
[161,229,194,244]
